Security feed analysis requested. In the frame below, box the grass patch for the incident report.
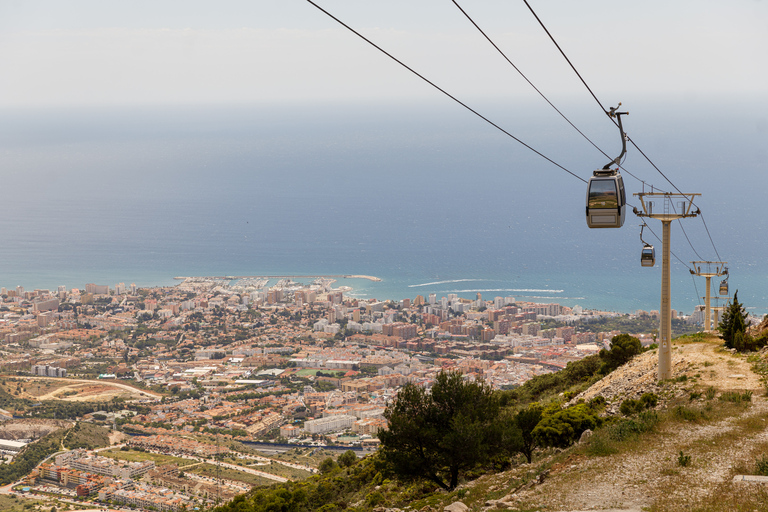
[584,411,659,457]
[732,412,768,433]
[719,391,752,404]
[269,447,338,468]
[63,422,110,450]
[243,460,311,480]
[650,482,768,512]
[100,447,193,467]
[0,494,50,512]
[188,462,274,487]
[3,378,71,398]
[672,405,706,422]
[756,455,768,476]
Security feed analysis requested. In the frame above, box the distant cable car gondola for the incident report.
[586,105,629,229]
[641,244,655,267]
[719,267,729,295]
[639,224,655,267]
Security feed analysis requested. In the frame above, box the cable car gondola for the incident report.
[586,169,626,228]
[639,224,655,267]
[641,244,655,267]
[719,267,729,295]
[586,105,628,229]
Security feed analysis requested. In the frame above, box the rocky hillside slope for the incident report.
[448,335,768,512]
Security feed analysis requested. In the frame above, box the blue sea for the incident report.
[1,98,766,316]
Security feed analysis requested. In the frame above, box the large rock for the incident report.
[579,429,593,444]
[444,502,469,512]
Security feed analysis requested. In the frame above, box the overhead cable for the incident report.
[450,0,613,163]
[521,0,724,261]
[305,0,586,183]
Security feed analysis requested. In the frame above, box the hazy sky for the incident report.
[1,0,766,107]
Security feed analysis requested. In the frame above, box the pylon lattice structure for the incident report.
[634,192,700,380]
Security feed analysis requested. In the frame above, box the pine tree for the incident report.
[719,290,747,349]
[378,371,517,491]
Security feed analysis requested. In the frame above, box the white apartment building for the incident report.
[303,414,356,434]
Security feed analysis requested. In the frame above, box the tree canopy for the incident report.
[378,371,516,491]
[598,333,643,373]
[719,291,748,349]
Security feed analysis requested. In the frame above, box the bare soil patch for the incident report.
[0,418,72,440]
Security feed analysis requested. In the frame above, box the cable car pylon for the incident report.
[634,192,700,380]
[689,261,728,332]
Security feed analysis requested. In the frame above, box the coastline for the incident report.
[2,271,764,318]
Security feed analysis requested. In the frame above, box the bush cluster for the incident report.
[619,393,658,416]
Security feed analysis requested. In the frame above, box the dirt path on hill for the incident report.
[503,341,768,512]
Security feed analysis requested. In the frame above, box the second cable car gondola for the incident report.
[586,105,628,229]
[639,223,655,266]
[719,267,729,295]
[641,244,655,267]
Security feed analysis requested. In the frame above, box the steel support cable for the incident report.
[668,198,706,261]
[450,0,613,163]
[305,0,586,183]
[522,0,725,261]
[519,1,683,195]
[519,1,660,192]
[521,0,605,113]
[690,272,704,307]
[699,212,723,262]
[677,218,705,260]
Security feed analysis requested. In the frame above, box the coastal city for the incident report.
[0,276,703,511]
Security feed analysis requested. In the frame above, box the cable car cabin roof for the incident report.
[586,171,626,228]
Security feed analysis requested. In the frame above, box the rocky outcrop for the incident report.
[0,418,72,440]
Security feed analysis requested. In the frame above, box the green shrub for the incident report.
[677,451,692,467]
[620,393,657,416]
[673,405,702,422]
[719,391,752,404]
[588,395,606,409]
[705,386,717,400]
[640,393,658,408]
[319,457,338,474]
[337,450,357,468]
[598,334,643,374]
[620,399,639,416]
[533,403,601,449]
[756,455,768,476]
[585,432,618,457]
[610,418,645,440]
[366,491,385,507]
[638,410,660,430]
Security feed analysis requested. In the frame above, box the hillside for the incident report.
[483,335,768,511]
[214,334,768,512]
